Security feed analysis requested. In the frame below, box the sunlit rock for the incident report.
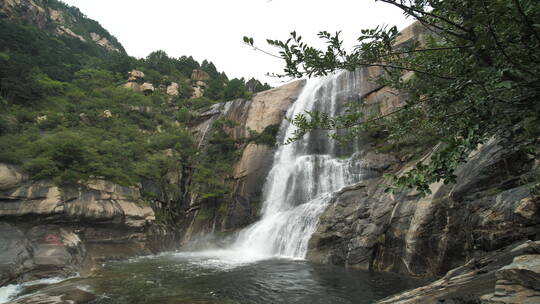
[127,70,145,82]
[141,82,154,94]
[90,32,120,52]
[166,82,179,96]
[55,25,85,42]
[191,69,210,82]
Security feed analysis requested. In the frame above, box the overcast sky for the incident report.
[62,0,412,86]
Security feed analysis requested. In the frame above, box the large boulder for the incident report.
[0,163,27,190]
[190,70,209,98]
[122,81,140,91]
[0,164,168,286]
[0,223,85,286]
[127,70,144,82]
[375,241,540,304]
[191,86,204,98]
[122,79,154,96]
[0,177,155,228]
[166,82,179,96]
[481,255,540,303]
[191,69,210,82]
[140,82,154,94]
[49,9,63,23]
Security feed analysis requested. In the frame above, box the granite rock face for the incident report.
[308,121,539,279]
[480,254,540,304]
[375,241,540,304]
[0,0,121,52]
[89,32,120,52]
[127,70,145,82]
[6,280,97,304]
[307,22,539,280]
[304,21,540,303]
[166,82,179,96]
[0,163,176,286]
[190,69,210,82]
[0,175,155,227]
[0,0,49,28]
[182,80,306,241]
[55,25,85,42]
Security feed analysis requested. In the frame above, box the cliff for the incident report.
[0,163,172,286]
[0,0,123,52]
[304,22,540,303]
[180,80,306,243]
[0,79,305,286]
[1,4,538,302]
[0,0,305,286]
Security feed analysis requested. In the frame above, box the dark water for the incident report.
[80,251,419,304]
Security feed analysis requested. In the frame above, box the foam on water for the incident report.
[229,70,365,260]
[0,276,75,304]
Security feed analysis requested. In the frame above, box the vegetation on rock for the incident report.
[0,1,272,223]
[245,0,540,195]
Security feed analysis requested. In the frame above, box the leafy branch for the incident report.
[244,0,540,196]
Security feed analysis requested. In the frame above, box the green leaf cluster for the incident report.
[256,0,540,195]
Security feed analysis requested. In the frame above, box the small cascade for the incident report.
[233,70,365,259]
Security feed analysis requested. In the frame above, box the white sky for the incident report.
[62,0,412,86]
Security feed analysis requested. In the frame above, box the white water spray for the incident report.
[232,70,365,259]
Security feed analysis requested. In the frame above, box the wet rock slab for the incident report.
[0,163,178,286]
[375,241,540,304]
[6,280,96,304]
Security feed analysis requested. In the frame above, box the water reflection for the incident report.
[85,253,419,304]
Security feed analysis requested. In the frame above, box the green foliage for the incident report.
[23,131,102,185]
[252,0,540,195]
[248,124,281,146]
[177,56,200,77]
[176,108,193,123]
[176,96,217,112]
[223,78,250,100]
[46,0,124,53]
[204,77,226,100]
[73,68,118,90]
[145,50,176,76]
[246,77,272,93]
[190,119,240,202]
[0,3,273,223]
[0,19,106,104]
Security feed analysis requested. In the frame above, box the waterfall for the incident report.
[232,70,365,259]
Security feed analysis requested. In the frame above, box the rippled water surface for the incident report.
[79,251,418,304]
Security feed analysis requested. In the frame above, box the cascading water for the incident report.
[3,71,422,304]
[232,70,365,259]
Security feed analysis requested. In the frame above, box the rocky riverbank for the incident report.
[0,163,179,286]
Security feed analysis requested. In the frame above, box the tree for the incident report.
[246,77,272,93]
[176,56,200,78]
[223,78,248,100]
[145,50,175,76]
[245,0,540,195]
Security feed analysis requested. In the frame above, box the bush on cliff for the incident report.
[245,0,540,195]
